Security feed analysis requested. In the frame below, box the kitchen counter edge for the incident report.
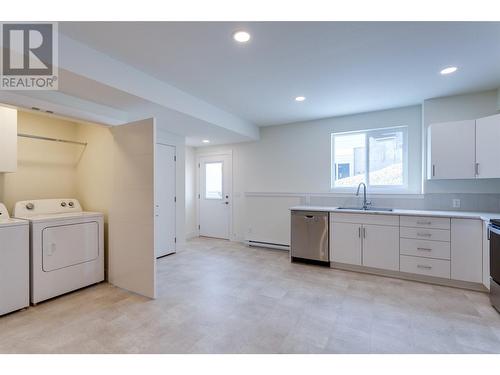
[289,206,500,222]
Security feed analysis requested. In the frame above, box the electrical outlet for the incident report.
[452,199,461,208]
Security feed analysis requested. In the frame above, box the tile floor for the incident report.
[1,237,500,353]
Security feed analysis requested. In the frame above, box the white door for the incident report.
[155,144,176,258]
[362,224,399,271]
[198,154,232,239]
[110,118,156,299]
[330,222,362,265]
[475,113,500,179]
[428,120,476,179]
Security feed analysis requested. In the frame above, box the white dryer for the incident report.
[0,203,29,316]
[14,199,104,304]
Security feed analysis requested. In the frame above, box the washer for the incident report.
[0,203,29,316]
[14,198,104,304]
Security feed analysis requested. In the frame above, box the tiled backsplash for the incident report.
[307,193,500,213]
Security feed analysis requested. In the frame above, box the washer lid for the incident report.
[0,202,11,218]
[0,203,28,227]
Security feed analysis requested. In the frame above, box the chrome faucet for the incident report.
[356,182,371,210]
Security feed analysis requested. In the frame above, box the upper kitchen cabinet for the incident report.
[475,113,500,179]
[427,120,476,180]
[0,106,18,172]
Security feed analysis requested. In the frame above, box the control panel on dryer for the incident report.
[13,199,83,218]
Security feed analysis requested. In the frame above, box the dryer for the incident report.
[0,203,29,315]
[14,199,104,304]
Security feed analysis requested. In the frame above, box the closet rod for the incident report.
[17,133,87,146]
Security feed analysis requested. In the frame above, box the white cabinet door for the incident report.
[451,218,483,283]
[0,106,17,172]
[331,222,362,266]
[428,120,476,179]
[362,224,399,271]
[476,113,500,179]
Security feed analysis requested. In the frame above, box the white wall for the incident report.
[236,105,422,194]
[185,146,198,239]
[193,105,422,244]
[1,111,81,212]
[423,90,500,193]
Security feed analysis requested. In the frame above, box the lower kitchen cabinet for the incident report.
[451,218,483,283]
[362,224,399,271]
[330,215,399,271]
[400,255,451,278]
[328,212,486,289]
[330,222,362,266]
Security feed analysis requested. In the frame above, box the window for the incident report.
[331,126,407,190]
[205,162,223,199]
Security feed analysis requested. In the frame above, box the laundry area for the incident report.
[0,106,181,318]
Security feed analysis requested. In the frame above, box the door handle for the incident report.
[417,232,432,237]
[417,247,432,252]
[417,264,432,270]
[475,163,479,176]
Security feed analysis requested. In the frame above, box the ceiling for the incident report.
[60,22,500,127]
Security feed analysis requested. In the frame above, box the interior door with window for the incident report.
[198,154,232,239]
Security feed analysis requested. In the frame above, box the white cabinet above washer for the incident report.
[0,106,17,173]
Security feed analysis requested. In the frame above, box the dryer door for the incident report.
[42,222,99,272]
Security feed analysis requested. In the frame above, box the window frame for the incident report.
[204,161,224,200]
[330,126,409,193]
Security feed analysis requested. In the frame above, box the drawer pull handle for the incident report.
[417,247,432,251]
[417,221,432,225]
[417,233,432,237]
[417,265,432,270]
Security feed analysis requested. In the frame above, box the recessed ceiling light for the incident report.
[295,96,306,102]
[202,139,210,144]
[233,31,251,43]
[440,66,458,75]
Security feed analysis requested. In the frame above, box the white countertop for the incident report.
[290,205,500,222]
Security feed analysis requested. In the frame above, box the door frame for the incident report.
[196,150,233,241]
[155,142,177,257]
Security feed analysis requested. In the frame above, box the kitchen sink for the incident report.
[337,207,394,212]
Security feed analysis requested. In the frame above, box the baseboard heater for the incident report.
[245,240,290,251]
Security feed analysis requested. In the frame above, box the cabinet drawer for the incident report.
[400,216,450,230]
[331,212,399,226]
[400,255,450,279]
[400,227,450,242]
[400,238,451,260]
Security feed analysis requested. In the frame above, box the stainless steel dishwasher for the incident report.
[291,210,329,265]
